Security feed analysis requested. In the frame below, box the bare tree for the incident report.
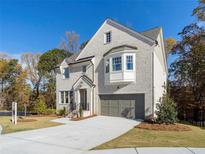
[59,31,80,52]
[21,53,41,99]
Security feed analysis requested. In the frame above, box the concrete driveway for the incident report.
[0,116,139,154]
[89,148,205,154]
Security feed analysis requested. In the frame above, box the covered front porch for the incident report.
[71,75,95,117]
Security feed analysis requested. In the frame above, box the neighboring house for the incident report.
[56,18,167,119]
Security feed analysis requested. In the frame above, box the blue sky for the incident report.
[0,0,198,62]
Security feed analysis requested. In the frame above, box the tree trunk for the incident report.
[24,104,27,117]
[1,79,3,92]
[34,76,42,100]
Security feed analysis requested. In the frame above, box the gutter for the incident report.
[69,59,92,65]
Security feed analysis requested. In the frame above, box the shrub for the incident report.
[34,98,47,115]
[45,108,56,115]
[57,107,67,116]
[156,93,177,124]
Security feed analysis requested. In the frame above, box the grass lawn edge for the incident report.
[0,116,63,134]
[93,123,205,150]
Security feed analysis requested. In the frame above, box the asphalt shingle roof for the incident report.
[65,52,79,64]
[140,27,161,40]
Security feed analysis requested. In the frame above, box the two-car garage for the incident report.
[99,94,145,119]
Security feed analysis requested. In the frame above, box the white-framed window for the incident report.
[126,55,133,70]
[59,91,69,104]
[82,65,86,73]
[105,59,109,73]
[112,56,122,71]
[63,67,69,79]
[104,31,111,44]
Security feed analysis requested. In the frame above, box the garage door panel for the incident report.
[119,100,134,118]
[101,100,109,116]
[119,100,127,117]
[130,100,135,119]
[100,94,145,119]
[109,100,119,117]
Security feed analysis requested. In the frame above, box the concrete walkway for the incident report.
[0,116,139,154]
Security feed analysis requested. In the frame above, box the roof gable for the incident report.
[106,19,156,46]
[76,18,156,60]
[140,27,161,41]
[72,75,95,89]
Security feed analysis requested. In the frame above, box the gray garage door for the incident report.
[100,94,145,119]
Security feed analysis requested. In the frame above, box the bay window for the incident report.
[126,55,133,70]
[104,51,136,84]
[112,57,121,71]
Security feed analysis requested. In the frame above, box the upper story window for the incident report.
[105,59,109,73]
[82,65,86,73]
[126,55,133,70]
[104,32,111,44]
[63,68,69,78]
[112,57,121,71]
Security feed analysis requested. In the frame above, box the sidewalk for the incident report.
[88,147,205,154]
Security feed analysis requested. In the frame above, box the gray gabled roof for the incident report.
[72,75,95,89]
[65,53,79,64]
[64,53,94,65]
[106,19,156,46]
[140,27,161,40]
[68,19,162,63]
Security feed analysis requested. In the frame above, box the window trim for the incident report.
[63,67,69,79]
[82,65,86,73]
[126,55,133,70]
[112,56,122,72]
[59,91,70,104]
[104,31,112,44]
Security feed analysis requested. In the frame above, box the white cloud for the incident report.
[0,51,22,61]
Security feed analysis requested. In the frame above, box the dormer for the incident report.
[104,45,137,85]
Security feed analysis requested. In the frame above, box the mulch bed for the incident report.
[71,115,97,121]
[17,119,37,122]
[135,122,191,131]
[28,114,59,117]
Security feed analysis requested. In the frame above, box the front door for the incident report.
[79,89,88,110]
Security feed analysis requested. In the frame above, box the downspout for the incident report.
[151,49,154,118]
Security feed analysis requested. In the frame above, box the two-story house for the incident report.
[56,18,167,119]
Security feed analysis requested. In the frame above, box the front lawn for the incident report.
[0,116,62,134]
[94,123,205,149]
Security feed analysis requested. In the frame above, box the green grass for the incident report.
[94,124,205,149]
[0,116,62,134]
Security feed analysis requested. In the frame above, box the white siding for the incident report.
[76,21,154,118]
[153,33,167,115]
